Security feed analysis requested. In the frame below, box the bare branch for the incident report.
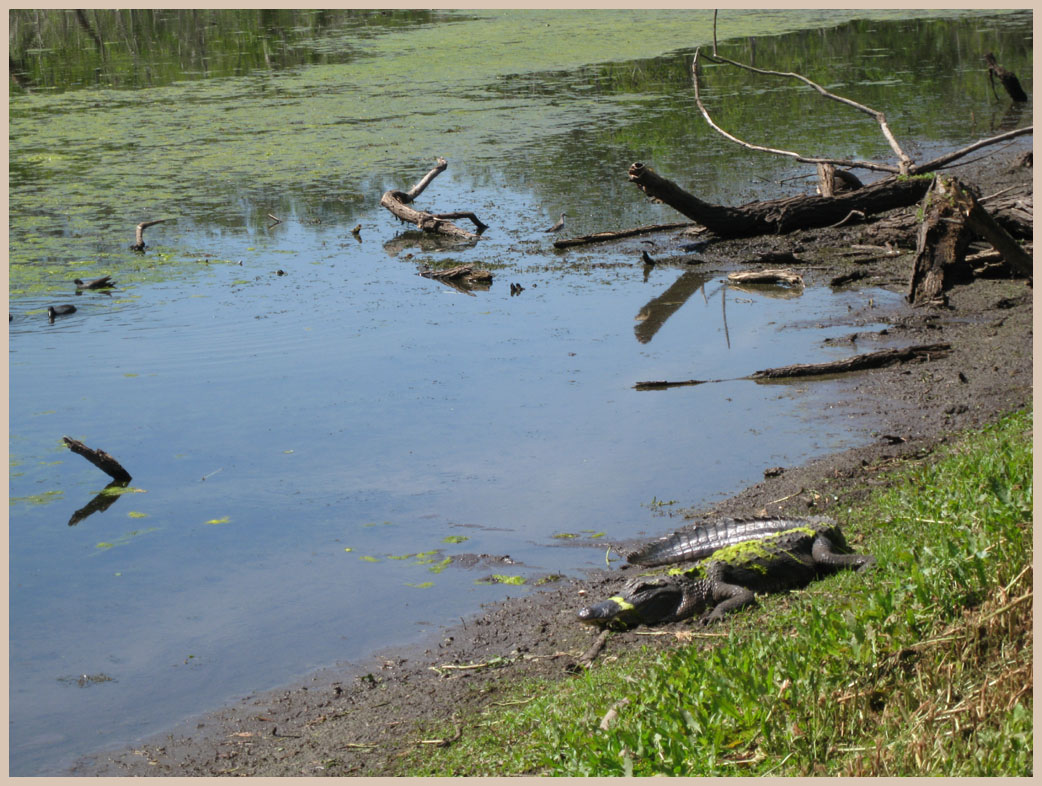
[700,48,913,173]
[691,49,902,174]
[914,126,1033,174]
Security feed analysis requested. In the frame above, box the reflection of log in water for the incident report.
[634,270,712,344]
[68,481,130,526]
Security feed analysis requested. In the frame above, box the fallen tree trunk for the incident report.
[750,343,951,379]
[628,162,932,238]
[552,221,695,249]
[380,158,488,241]
[63,436,132,482]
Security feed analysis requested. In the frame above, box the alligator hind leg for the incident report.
[811,535,876,572]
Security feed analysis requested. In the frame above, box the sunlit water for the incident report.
[9,9,1032,775]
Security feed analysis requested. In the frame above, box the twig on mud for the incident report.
[826,209,866,228]
[340,742,378,750]
[429,656,510,675]
[491,696,538,707]
[765,488,806,506]
[578,628,612,668]
[632,630,728,639]
[417,719,462,747]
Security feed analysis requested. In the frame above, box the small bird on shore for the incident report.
[48,305,77,322]
[543,212,567,233]
[73,275,115,290]
[641,250,657,267]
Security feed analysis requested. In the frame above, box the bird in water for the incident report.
[640,250,657,267]
[543,212,567,233]
[74,275,115,290]
[48,305,77,322]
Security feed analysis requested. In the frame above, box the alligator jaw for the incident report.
[577,578,688,628]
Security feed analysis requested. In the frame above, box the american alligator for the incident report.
[578,516,874,627]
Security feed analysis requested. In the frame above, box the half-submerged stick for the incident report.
[62,436,132,482]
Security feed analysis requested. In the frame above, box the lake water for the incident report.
[8,9,1032,775]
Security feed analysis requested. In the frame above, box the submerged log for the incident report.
[419,264,492,283]
[380,158,487,241]
[628,162,932,238]
[750,343,950,379]
[62,436,132,482]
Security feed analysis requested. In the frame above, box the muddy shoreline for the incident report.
[72,153,1033,776]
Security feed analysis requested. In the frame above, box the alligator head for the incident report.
[577,575,696,628]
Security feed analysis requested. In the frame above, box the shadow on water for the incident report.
[7,9,1032,776]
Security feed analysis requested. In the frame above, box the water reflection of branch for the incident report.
[721,285,730,349]
[634,270,711,344]
[68,481,130,526]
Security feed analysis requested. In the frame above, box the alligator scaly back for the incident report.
[626,515,838,567]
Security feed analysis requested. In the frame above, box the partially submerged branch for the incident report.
[63,436,132,482]
[553,221,695,250]
[380,158,487,241]
[634,343,951,389]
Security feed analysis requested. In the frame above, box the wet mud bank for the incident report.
[73,154,1032,777]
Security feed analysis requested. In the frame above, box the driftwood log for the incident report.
[634,342,951,389]
[380,158,488,241]
[727,269,804,287]
[62,436,132,482]
[749,343,951,379]
[628,162,932,238]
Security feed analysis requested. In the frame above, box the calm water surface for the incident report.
[8,9,1032,774]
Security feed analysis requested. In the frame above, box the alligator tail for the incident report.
[626,516,834,567]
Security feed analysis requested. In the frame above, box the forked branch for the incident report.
[695,47,913,173]
[691,45,1032,176]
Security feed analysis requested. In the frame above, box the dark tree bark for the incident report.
[908,176,1031,304]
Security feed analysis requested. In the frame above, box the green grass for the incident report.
[397,409,1032,776]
